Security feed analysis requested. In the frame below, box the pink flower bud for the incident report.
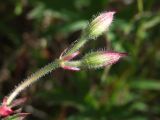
[0,98,13,117]
[0,97,28,117]
[82,51,127,69]
[60,51,127,71]
[0,105,13,117]
[87,11,115,38]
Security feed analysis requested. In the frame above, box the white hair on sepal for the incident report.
[85,62,107,70]
[89,12,100,24]
[86,48,107,54]
[97,47,107,52]
[84,12,101,40]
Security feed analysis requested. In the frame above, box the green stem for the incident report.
[63,61,82,68]
[64,37,88,57]
[6,60,60,105]
[137,0,143,14]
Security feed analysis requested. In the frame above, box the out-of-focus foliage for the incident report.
[0,0,160,120]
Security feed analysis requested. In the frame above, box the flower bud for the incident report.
[82,51,127,69]
[86,11,115,38]
[0,97,28,117]
[0,98,13,117]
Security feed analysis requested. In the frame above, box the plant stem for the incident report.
[137,0,143,14]
[63,61,82,68]
[64,37,88,57]
[6,60,60,105]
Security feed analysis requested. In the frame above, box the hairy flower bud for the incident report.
[81,51,127,69]
[86,11,115,38]
[60,51,127,71]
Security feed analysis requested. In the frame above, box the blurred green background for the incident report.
[0,0,160,120]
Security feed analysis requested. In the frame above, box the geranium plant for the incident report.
[0,11,127,120]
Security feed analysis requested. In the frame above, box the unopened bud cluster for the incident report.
[60,11,127,70]
[63,11,115,57]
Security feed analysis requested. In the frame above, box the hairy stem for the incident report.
[6,60,60,105]
[64,37,88,57]
[63,61,82,68]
